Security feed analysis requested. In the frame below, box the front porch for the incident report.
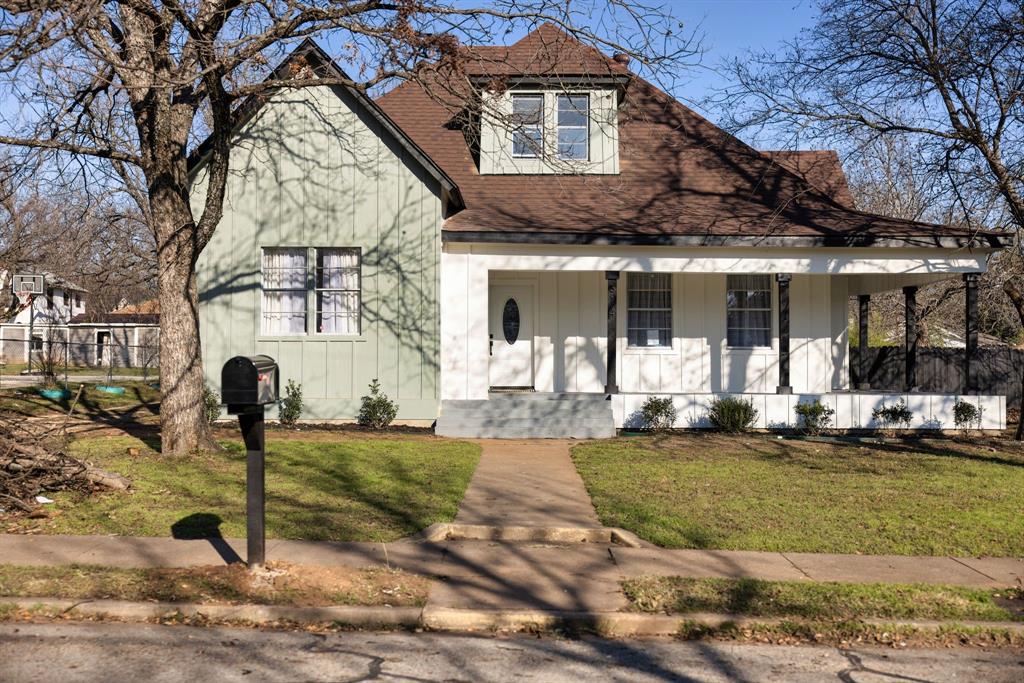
[438,243,1007,436]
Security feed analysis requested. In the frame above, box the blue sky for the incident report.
[667,0,816,103]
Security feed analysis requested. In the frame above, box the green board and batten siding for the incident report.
[193,85,443,421]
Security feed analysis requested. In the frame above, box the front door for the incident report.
[488,284,534,389]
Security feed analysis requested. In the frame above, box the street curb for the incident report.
[0,597,422,628]
[4,597,1023,637]
[412,523,652,548]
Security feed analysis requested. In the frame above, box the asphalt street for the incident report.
[0,622,1021,682]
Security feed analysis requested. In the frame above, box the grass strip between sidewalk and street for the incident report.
[622,576,1024,622]
[0,562,430,607]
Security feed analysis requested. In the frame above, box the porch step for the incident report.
[435,394,615,439]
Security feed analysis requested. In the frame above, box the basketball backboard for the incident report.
[11,273,45,295]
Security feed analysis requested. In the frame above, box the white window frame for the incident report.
[556,93,590,161]
[314,247,361,336]
[510,93,544,158]
[726,274,773,349]
[626,273,672,348]
[260,247,364,338]
[261,247,308,336]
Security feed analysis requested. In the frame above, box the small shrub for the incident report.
[202,384,221,425]
[871,399,913,434]
[358,378,398,430]
[708,396,758,432]
[278,379,303,427]
[953,399,983,435]
[794,400,835,435]
[640,396,677,432]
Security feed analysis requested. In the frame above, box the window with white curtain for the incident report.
[315,248,360,334]
[727,274,772,347]
[262,248,308,335]
[627,273,672,347]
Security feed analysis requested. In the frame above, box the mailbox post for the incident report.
[221,355,279,569]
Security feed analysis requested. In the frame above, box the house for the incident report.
[6,272,87,325]
[67,300,160,369]
[194,27,1009,434]
[0,272,88,366]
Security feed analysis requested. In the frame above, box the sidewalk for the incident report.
[1,533,1020,587]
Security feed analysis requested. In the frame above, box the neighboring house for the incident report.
[194,27,1010,433]
[67,300,160,369]
[6,272,87,325]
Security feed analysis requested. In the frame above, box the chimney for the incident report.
[612,53,631,66]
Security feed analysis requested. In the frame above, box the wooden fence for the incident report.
[850,347,1023,405]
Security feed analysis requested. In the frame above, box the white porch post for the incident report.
[439,249,489,400]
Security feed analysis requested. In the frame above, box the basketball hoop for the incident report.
[13,289,33,314]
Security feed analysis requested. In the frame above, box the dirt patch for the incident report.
[0,562,431,607]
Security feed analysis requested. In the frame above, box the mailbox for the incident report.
[221,355,278,412]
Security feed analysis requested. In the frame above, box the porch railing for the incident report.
[851,346,1022,406]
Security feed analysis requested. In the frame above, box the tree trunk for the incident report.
[152,188,219,455]
[1002,280,1024,440]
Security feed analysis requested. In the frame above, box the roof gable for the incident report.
[189,39,463,212]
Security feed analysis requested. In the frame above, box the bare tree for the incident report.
[0,2,698,454]
[718,0,1024,434]
[845,135,1019,346]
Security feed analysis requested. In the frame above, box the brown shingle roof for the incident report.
[378,25,1008,247]
[762,150,856,209]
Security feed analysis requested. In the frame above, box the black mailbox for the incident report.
[222,355,278,412]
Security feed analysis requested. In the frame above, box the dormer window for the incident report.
[511,94,543,158]
[557,94,589,160]
[481,87,618,175]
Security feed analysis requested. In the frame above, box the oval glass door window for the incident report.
[502,298,520,344]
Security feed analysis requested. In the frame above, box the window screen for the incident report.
[627,273,672,347]
[727,274,772,347]
[511,94,544,158]
[557,94,589,160]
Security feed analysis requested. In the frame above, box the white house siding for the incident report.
[439,242,999,404]
[485,270,847,396]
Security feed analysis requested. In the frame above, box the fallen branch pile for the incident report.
[0,395,130,513]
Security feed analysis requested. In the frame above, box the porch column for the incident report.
[903,285,918,391]
[776,273,792,394]
[605,271,619,394]
[964,272,979,394]
[857,294,871,390]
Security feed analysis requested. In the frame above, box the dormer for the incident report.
[478,84,621,175]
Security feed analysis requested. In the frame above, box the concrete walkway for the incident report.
[454,439,601,528]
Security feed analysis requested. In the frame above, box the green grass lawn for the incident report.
[572,434,1024,555]
[22,433,479,542]
[623,576,1024,622]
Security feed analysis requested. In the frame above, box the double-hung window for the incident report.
[315,248,360,334]
[557,94,589,160]
[262,248,308,335]
[262,247,362,336]
[726,274,772,347]
[627,273,672,348]
[511,94,543,158]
